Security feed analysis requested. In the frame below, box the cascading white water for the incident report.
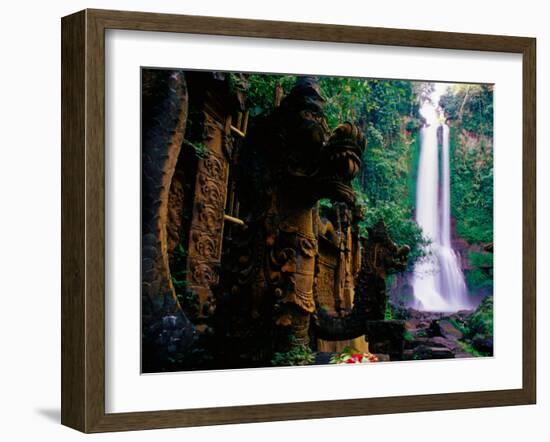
[412,86,470,312]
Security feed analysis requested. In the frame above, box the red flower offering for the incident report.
[330,347,378,364]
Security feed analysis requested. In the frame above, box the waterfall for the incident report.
[412,86,470,312]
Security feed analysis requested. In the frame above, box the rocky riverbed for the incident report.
[398,295,494,360]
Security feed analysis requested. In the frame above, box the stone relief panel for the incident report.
[315,254,338,312]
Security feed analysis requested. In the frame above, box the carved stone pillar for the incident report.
[185,112,230,324]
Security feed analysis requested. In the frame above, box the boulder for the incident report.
[428,336,461,351]
[427,319,463,340]
[439,319,464,340]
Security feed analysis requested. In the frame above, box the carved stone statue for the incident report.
[227,77,368,355]
[314,219,410,342]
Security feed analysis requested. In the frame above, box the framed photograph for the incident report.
[61,9,536,433]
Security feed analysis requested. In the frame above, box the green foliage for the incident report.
[403,330,414,342]
[453,296,493,357]
[447,128,493,244]
[246,74,297,116]
[318,198,333,210]
[270,337,315,366]
[464,295,493,341]
[384,297,393,320]
[465,251,493,291]
[350,130,427,269]
[405,118,421,133]
[183,139,209,159]
[318,77,370,129]
[247,74,419,140]
[357,186,428,268]
[171,243,187,293]
[407,133,422,208]
[344,85,427,269]
[319,77,418,139]
[171,244,200,318]
[439,84,493,137]
[458,341,485,358]
[448,317,467,336]
[469,250,494,268]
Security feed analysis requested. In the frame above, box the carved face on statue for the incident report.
[282,79,328,179]
[317,122,366,204]
[275,77,366,207]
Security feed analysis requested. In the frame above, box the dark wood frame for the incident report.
[61,8,536,433]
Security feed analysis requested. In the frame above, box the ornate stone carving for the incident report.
[185,114,231,323]
[196,202,223,232]
[191,231,219,259]
[189,259,218,286]
[197,173,224,208]
[315,253,338,311]
[204,154,225,181]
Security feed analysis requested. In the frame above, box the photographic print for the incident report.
[141,69,494,373]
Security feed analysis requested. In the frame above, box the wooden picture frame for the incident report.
[61,8,536,433]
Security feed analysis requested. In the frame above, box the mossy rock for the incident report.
[464,295,493,355]
[466,296,493,337]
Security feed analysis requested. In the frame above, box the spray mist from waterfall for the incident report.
[412,85,471,312]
